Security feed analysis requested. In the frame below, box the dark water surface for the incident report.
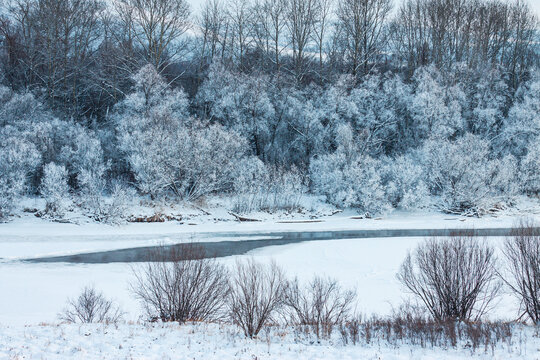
[24,227,520,264]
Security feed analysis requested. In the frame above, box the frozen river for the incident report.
[0,227,523,325]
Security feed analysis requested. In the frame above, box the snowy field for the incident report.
[0,236,522,325]
[1,211,538,358]
[2,322,538,360]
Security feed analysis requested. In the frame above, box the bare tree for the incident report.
[227,0,253,69]
[397,233,501,322]
[505,0,538,89]
[113,0,190,71]
[501,222,540,323]
[283,276,356,338]
[312,0,333,71]
[337,0,392,77]
[5,0,103,116]
[197,0,226,65]
[286,0,317,82]
[59,285,124,323]
[228,259,286,338]
[253,0,288,74]
[131,244,230,323]
[390,0,538,78]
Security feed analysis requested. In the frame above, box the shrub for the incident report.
[40,162,70,218]
[116,65,249,200]
[0,134,41,219]
[397,233,501,321]
[59,285,123,323]
[501,222,540,323]
[421,134,517,215]
[232,158,306,213]
[229,259,286,338]
[309,151,390,216]
[382,154,430,210]
[345,313,513,350]
[283,276,356,339]
[131,244,230,323]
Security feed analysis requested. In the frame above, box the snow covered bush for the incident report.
[77,166,133,224]
[59,125,105,181]
[116,65,249,200]
[309,125,390,216]
[59,285,123,324]
[77,165,107,219]
[421,134,517,215]
[0,133,41,219]
[40,162,70,218]
[382,154,430,210]
[232,157,306,213]
[310,152,389,216]
[0,86,51,128]
[105,183,135,223]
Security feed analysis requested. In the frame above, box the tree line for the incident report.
[0,0,539,220]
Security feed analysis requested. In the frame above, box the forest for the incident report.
[0,0,538,221]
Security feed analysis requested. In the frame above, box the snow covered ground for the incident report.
[1,322,538,360]
[0,236,520,325]
[1,205,539,358]
[3,198,540,260]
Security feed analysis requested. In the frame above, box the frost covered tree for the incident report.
[382,154,430,210]
[467,68,508,139]
[0,134,41,218]
[77,166,108,218]
[346,74,403,155]
[196,63,275,158]
[309,124,390,216]
[501,72,540,157]
[232,157,306,213]
[410,66,466,143]
[269,86,327,167]
[40,162,70,218]
[60,126,106,180]
[421,134,517,215]
[520,139,540,194]
[116,64,249,199]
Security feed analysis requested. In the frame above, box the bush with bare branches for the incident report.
[283,276,356,339]
[397,233,501,322]
[228,259,286,338]
[501,222,540,323]
[348,314,514,351]
[131,244,230,323]
[59,285,123,324]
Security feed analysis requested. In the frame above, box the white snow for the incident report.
[0,237,518,326]
[1,207,538,358]
[0,322,536,360]
[2,203,539,260]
